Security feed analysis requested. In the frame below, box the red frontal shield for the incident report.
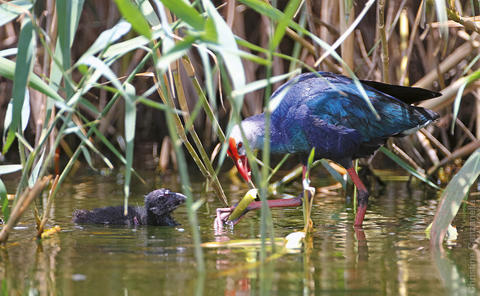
[227,138,251,182]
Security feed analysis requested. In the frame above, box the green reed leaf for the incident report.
[161,0,205,31]
[3,18,35,154]
[430,148,480,246]
[0,0,32,27]
[0,178,9,222]
[380,146,441,190]
[114,0,152,39]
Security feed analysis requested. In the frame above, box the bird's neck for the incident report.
[241,114,265,149]
[240,114,287,153]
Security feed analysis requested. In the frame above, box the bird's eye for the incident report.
[238,142,243,149]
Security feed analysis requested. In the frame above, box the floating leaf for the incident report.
[201,238,284,248]
[285,231,305,250]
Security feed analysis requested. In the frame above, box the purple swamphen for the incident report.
[218,72,440,228]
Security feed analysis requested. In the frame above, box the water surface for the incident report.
[1,171,479,295]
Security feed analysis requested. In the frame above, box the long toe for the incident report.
[214,207,233,231]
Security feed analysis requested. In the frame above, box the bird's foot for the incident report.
[214,207,235,231]
[302,178,315,199]
[302,185,315,202]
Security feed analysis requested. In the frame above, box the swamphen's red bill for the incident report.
[227,137,251,182]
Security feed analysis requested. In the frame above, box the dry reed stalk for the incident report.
[305,0,320,58]
[446,7,480,34]
[172,60,228,204]
[392,143,422,172]
[153,76,205,173]
[339,0,354,73]
[318,0,339,71]
[419,129,452,158]
[158,136,174,172]
[355,30,375,70]
[36,174,59,238]
[455,118,478,144]
[378,0,390,83]
[286,27,316,55]
[225,0,235,27]
[428,140,480,175]
[0,176,52,243]
[181,56,226,141]
[319,0,333,45]
[415,40,479,89]
[399,0,424,85]
[416,131,440,165]
[419,79,480,111]
[399,9,408,84]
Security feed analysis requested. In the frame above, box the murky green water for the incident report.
[1,171,479,295]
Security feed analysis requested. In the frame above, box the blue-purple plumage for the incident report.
[224,72,441,227]
[232,72,440,168]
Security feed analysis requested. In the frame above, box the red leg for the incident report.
[346,167,369,227]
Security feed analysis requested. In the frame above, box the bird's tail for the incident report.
[398,106,439,136]
[416,105,440,122]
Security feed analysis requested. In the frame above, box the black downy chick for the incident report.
[72,189,186,226]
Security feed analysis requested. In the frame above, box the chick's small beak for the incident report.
[227,138,251,182]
